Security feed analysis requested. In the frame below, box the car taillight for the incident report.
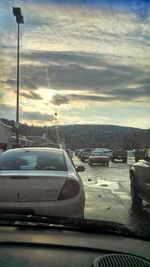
[58,179,80,200]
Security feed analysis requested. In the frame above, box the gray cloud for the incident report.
[0,104,15,113]
[22,51,149,92]
[22,51,107,68]
[22,111,54,122]
[51,86,150,105]
[51,93,118,105]
[21,65,46,90]
[0,104,16,120]
[47,62,148,93]
[95,85,150,100]
[20,91,43,100]
[1,79,16,86]
[2,50,150,103]
[51,93,117,105]
[1,63,48,92]
[51,94,69,105]
[136,78,150,85]
[112,86,150,99]
[0,91,4,103]
[23,51,143,79]
[0,104,54,123]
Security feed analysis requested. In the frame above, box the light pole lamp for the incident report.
[12,7,24,147]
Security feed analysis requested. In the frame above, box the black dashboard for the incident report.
[0,226,150,266]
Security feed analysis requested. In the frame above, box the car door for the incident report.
[137,150,150,200]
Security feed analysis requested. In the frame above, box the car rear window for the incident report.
[91,152,103,156]
[0,150,67,171]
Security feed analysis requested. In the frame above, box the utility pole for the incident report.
[54,113,60,144]
[13,7,24,147]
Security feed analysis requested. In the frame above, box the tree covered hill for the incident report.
[1,118,149,150]
[59,124,150,150]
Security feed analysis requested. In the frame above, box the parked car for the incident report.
[75,149,84,158]
[0,147,85,218]
[65,148,73,159]
[129,148,150,206]
[77,148,90,159]
[92,148,112,160]
[80,148,95,162]
[111,150,127,163]
[133,149,148,162]
[75,149,80,156]
[88,151,109,166]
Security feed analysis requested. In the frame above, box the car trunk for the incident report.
[0,170,67,202]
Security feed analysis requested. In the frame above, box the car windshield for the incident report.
[91,152,104,156]
[0,0,150,239]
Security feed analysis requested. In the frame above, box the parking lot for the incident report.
[74,155,150,235]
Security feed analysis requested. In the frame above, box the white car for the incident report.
[0,147,85,218]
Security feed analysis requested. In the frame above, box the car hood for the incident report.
[131,160,148,167]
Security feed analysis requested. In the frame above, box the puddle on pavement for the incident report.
[89,179,129,195]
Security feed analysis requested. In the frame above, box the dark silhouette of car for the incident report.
[80,148,95,162]
[129,148,150,206]
[65,149,73,159]
[133,149,148,162]
[75,149,84,158]
[111,150,127,163]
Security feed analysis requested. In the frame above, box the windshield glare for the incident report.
[0,0,150,239]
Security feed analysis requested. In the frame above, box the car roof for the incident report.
[4,147,65,154]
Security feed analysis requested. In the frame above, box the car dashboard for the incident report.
[0,226,150,267]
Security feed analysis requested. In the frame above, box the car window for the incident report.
[91,152,103,156]
[0,150,67,171]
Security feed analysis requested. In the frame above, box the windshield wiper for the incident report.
[0,212,146,240]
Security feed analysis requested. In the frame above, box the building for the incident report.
[0,121,12,151]
[10,134,34,148]
[27,135,54,147]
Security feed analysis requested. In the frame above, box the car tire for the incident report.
[81,158,85,162]
[130,175,142,205]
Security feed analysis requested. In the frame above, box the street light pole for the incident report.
[16,22,20,146]
[54,113,60,144]
[13,7,24,147]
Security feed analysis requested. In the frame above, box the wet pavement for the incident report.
[74,156,150,237]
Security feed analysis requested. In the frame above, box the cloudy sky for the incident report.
[0,0,150,128]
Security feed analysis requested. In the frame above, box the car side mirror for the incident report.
[76,166,85,172]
